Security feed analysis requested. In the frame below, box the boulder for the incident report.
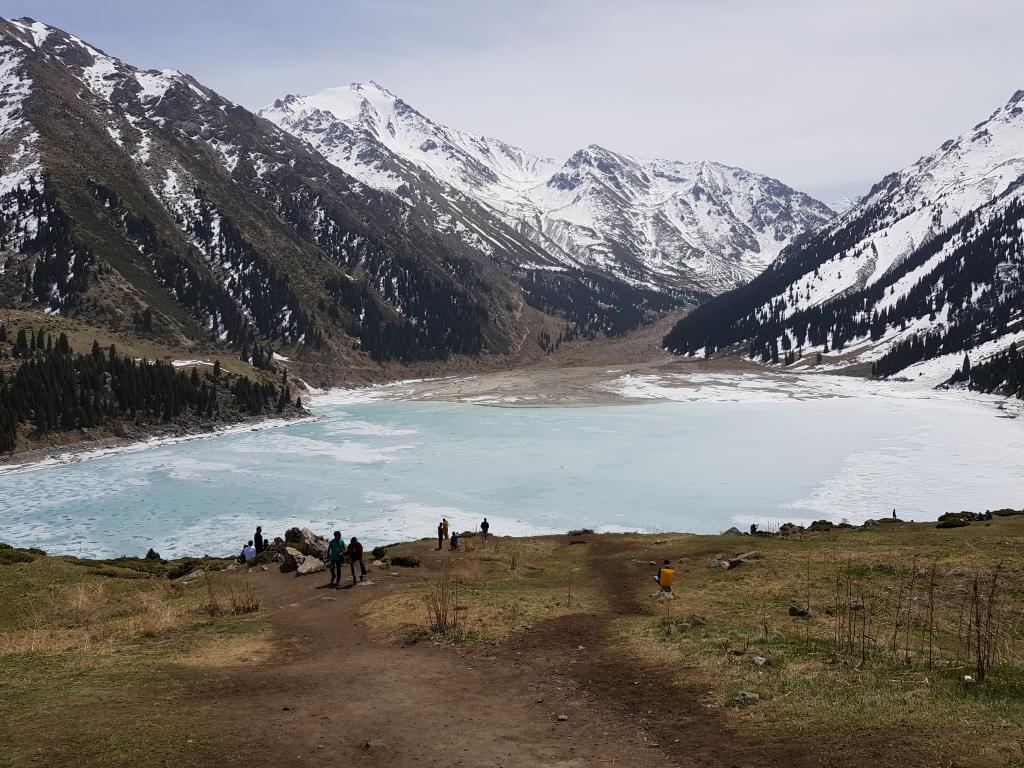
[788,604,810,618]
[296,556,326,576]
[721,527,743,536]
[284,527,329,560]
[253,549,285,567]
[727,691,760,707]
[751,656,768,667]
[736,551,762,561]
[778,522,805,536]
[726,558,745,570]
[280,546,306,573]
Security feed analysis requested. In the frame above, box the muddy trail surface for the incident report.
[200,538,917,768]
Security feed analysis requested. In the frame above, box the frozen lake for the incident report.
[2,373,1023,558]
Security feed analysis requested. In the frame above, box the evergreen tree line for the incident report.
[0,334,284,452]
[663,191,1024,380]
[518,268,682,339]
[1,180,95,312]
[271,183,493,362]
[90,182,323,351]
[955,345,1024,399]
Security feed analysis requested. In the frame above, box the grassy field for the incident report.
[360,536,606,643]
[0,547,269,768]
[4,516,1024,767]
[361,517,1024,766]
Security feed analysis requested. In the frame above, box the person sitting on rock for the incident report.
[653,560,674,592]
[347,537,367,584]
[242,541,256,564]
[327,531,345,586]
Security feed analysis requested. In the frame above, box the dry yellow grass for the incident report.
[362,538,604,642]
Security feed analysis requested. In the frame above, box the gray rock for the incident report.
[556,714,569,721]
[736,551,763,561]
[296,556,326,575]
[726,558,745,570]
[788,604,810,617]
[721,526,743,536]
[284,527,329,560]
[279,546,306,573]
[728,691,760,707]
[751,656,768,667]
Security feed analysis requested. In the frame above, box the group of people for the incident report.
[240,525,268,563]
[436,517,490,550]
[237,526,367,587]
[327,531,367,587]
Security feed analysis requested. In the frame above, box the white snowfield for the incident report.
[260,82,834,295]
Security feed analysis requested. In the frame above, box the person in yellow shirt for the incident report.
[442,518,450,541]
[653,560,674,592]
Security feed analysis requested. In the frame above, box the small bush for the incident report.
[567,528,595,536]
[808,520,834,532]
[390,555,421,568]
[166,558,202,580]
[936,518,970,529]
[372,546,388,561]
[27,547,46,556]
[145,548,161,560]
[0,542,12,550]
[0,548,35,565]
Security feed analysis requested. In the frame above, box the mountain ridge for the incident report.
[259,81,835,296]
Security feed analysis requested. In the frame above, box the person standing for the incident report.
[437,521,444,550]
[327,531,345,586]
[653,560,674,592]
[254,526,265,554]
[480,518,490,542]
[442,518,450,541]
[347,537,367,584]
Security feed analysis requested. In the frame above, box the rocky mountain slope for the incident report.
[0,17,545,379]
[663,89,1024,385]
[260,82,834,296]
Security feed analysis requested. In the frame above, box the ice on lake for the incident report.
[1,373,1022,558]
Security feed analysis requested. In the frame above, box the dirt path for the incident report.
[190,537,840,768]
[204,565,686,767]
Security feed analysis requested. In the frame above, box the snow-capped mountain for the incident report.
[260,83,834,295]
[664,89,1024,383]
[0,17,537,370]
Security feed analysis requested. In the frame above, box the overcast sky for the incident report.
[6,0,1023,202]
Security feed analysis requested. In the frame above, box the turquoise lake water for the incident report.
[2,382,1024,558]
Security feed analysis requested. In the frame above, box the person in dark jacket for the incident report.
[480,518,490,542]
[437,521,444,550]
[327,531,345,586]
[347,537,367,584]
[254,526,265,554]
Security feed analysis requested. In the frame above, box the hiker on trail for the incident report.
[254,526,265,554]
[892,508,897,520]
[442,518,450,541]
[653,559,674,592]
[347,537,367,584]
[450,531,460,550]
[437,521,445,550]
[242,541,256,564]
[481,518,490,542]
[327,531,346,586]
